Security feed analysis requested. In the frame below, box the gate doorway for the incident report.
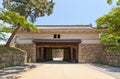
[33,39,81,63]
[36,47,78,63]
[52,49,64,61]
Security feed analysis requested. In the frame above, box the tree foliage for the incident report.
[96,7,120,34]
[1,0,54,47]
[3,0,55,23]
[0,29,6,41]
[96,7,120,51]
[0,24,12,41]
[0,10,38,46]
[107,0,120,5]
[0,11,36,30]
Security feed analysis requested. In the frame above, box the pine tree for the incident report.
[2,0,55,46]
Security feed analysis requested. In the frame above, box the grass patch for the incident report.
[0,45,26,54]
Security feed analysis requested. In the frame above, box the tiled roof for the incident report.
[37,25,93,30]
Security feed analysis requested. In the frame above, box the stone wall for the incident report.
[78,44,103,63]
[0,47,26,68]
[15,44,36,63]
[14,43,120,67]
[52,52,64,58]
[100,51,120,67]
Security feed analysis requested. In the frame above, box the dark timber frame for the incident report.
[33,39,81,63]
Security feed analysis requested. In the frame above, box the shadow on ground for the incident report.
[89,64,120,79]
[0,64,39,79]
[39,60,78,64]
[92,64,120,72]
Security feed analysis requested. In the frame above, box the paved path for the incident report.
[19,61,117,79]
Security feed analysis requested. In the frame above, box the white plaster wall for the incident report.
[61,34,99,40]
[81,40,100,44]
[11,33,100,44]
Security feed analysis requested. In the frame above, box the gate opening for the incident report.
[52,49,64,61]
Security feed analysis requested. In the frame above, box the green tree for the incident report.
[0,24,12,41]
[96,7,120,51]
[3,0,54,22]
[2,0,55,47]
[0,11,38,46]
[0,28,6,41]
[107,0,120,5]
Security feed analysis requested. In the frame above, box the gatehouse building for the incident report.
[11,25,104,63]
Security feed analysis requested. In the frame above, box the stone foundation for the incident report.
[100,51,120,67]
[0,47,26,68]
[15,44,103,63]
[15,44,36,63]
[78,44,103,63]
[14,43,120,67]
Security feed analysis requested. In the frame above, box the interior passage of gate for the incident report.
[19,62,116,79]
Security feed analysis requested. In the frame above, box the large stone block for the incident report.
[78,44,103,63]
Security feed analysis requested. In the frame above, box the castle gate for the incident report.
[33,39,81,63]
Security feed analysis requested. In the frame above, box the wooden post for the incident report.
[36,47,38,62]
[63,48,67,61]
[75,47,78,62]
[40,47,44,61]
[50,48,53,61]
[70,47,73,62]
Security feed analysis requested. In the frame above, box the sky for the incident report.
[0,0,117,44]
[0,0,116,26]
[34,0,116,26]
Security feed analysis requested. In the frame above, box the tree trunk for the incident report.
[5,25,20,47]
